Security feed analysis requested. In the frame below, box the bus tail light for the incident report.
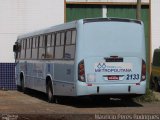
[78,60,86,82]
[141,60,146,81]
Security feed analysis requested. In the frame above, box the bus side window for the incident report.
[55,32,64,59]
[20,39,26,59]
[32,37,36,48]
[47,34,51,47]
[71,30,76,44]
[56,33,60,46]
[36,36,39,48]
[26,38,32,59]
[38,35,45,59]
[51,33,55,46]
[64,30,76,60]
[27,38,30,49]
[20,39,23,59]
[32,37,38,59]
[46,34,53,59]
[52,33,55,58]
[66,31,71,45]
[19,40,23,59]
[61,32,65,45]
[30,38,33,58]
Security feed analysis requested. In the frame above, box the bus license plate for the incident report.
[108,75,119,80]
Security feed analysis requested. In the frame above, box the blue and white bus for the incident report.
[13,18,146,102]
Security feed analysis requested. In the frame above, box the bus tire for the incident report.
[17,85,22,92]
[47,81,55,103]
[21,78,26,93]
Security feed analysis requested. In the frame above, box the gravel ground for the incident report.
[0,90,160,120]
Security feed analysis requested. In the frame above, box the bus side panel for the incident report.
[18,61,27,85]
[53,62,75,96]
[22,61,46,93]
[15,62,20,86]
[32,61,46,92]
[25,62,34,89]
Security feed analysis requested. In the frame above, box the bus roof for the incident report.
[17,17,142,39]
[17,20,77,39]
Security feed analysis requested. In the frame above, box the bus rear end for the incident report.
[76,18,146,97]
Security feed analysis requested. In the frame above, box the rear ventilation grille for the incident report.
[83,18,142,24]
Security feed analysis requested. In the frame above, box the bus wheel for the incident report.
[54,96,63,104]
[21,78,26,93]
[47,81,55,103]
[17,85,22,92]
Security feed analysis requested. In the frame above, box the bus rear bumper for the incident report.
[76,81,146,96]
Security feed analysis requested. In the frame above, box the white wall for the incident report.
[0,0,64,62]
[151,0,160,59]
[1,0,159,62]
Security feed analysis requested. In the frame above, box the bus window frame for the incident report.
[17,28,76,61]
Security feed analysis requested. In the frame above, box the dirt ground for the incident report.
[0,90,160,120]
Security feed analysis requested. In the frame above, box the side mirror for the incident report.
[13,43,21,52]
[13,44,17,52]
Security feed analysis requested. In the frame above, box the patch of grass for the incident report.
[134,89,159,103]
